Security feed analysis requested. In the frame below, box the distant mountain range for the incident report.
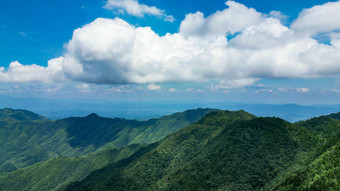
[2,95,340,122]
[0,108,339,190]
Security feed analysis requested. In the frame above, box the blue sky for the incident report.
[1,0,340,105]
[1,0,336,66]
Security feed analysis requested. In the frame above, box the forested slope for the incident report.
[64,110,340,191]
[0,108,214,173]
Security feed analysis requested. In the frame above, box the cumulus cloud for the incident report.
[292,1,340,36]
[147,83,161,90]
[2,1,340,88]
[179,1,263,37]
[104,0,174,22]
[269,11,288,23]
[0,57,64,83]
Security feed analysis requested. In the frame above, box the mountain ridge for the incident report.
[0,107,216,173]
[0,108,47,121]
[63,110,340,191]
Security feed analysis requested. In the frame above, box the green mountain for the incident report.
[0,119,69,173]
[62,110,339,191]
[0,144,146,191]
[0,108,215,173]
[59,108,215,148]
[0,108,339,191]
[273,116,340,190]
[0,108,47,121]
[327,111,340,121]
[272,141,339,191]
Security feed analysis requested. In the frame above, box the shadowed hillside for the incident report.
[0,108,215,173]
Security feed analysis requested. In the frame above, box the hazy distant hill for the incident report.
[0,108,215,173]
[63,110,339,191]
[226,103,340,122]
[2,95,340,122]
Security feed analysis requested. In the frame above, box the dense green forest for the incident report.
[63,110,339,191]
[0,108,214,174]
[0,108,339,191]
[0,144,144,191]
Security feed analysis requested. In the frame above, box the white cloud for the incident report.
[277,87,310,93]
[168,88,177,92]
[295,88,309,93]
[109,85,132,93]
[256,83,266,88]
[0,57,65,83]
[2,1,340,88]
[229,17,291,49]
[104,0,174,22]
[185,88,194,92]
[211,78,259,90]
[292,1,340,36]
[147,83,161,90]
[332,89,340,93]
[269,11,288,23]
[195,89,204,93]
[164,15,175,23]
[76,83,90,93]
[61,17,235,84]
[180,1,263,38]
